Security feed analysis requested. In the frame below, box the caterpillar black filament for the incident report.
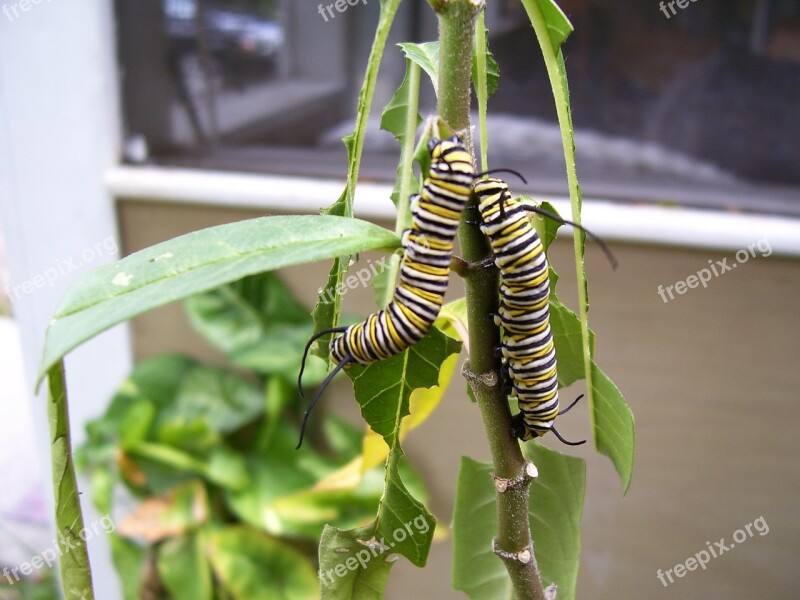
[297,136,475,448]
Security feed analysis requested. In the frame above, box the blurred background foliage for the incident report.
[76,272,430,599]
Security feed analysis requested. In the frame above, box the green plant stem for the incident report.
[474,8,490,173]
[48,361,95,600]
[344,0,403,218]
[524,0,596,431]
[435,0,477,149]
[434,1,546,598]
[383,62,421,308]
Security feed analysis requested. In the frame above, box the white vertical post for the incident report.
[0,2,130,598]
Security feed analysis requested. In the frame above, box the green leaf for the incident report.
[314,328,456,568]
[526,199,562,253]
[528,0,573,51]
[346,327,457,568]
[47,361,95,600]
[311,257,348,364]
[549,297,592,388]
[207,527,318,600]
[118,401,156,450]
[375,54,422,307]
[157,534,213,600]
[591,362,635,493]
[159,364,264,436]
[318,524,393,600]
[399,42,440,96]
[523,443,586,600]
[226,429,382,539]
[452,450,585,600]
[207,446,250,491]
[369,259,394,308]
[452,458,510,599]
[381,56,422,230]
[375,453,435,567]
[86,354,195,444]
[109,535,146,600]
[349,327,461,449]
[39,215,399,384]
[380,57,422,147]
[185,271,309,357]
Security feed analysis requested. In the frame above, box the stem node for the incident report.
[493,539,534,565]
[461,361,499,388]
[493,460,538,493]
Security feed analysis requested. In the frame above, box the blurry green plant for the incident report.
[77,272,431,599]
[0,569,58,600]
[38,1,635,599]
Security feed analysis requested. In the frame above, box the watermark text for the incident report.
[2,236,118,304]
[319,514,430,586]
[657,239,771,303]
[659,0,704,20]
[656,516,769,587]
[318,0,368,23]
[2,515,115,586]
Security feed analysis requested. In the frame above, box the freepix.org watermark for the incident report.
[317,0,368,23]
[659,0,704,20]
[2,0,54,22]
[657,238,772,303]
[2,236,118,304]
[318,234,432,305]
[319,515,430,587]
[656,516,769,587]
[2,515,115,585]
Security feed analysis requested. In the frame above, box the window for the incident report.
[115,0,800,215]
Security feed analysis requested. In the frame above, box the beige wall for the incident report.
[120,200,800,599]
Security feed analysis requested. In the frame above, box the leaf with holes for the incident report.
[348,326,461,450]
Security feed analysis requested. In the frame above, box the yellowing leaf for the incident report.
[315,351,460,491]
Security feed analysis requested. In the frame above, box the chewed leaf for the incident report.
[319,524,393,599]
[314,350,460,491]
[349,326,461,449]
[399,42,440,96]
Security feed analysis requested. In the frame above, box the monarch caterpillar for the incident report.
[474,177,616,445]
[296,136,475,448]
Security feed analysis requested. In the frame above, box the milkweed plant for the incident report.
[37,1,635,598]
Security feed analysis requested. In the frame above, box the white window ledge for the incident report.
[107,166,800,257]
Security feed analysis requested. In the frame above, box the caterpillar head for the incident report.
[428,136,474,185]
[427,135,461,156]
[474,177,512,221]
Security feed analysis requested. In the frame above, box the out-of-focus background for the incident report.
[1,0,799,598]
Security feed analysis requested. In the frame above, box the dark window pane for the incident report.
[117,0,800,214]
